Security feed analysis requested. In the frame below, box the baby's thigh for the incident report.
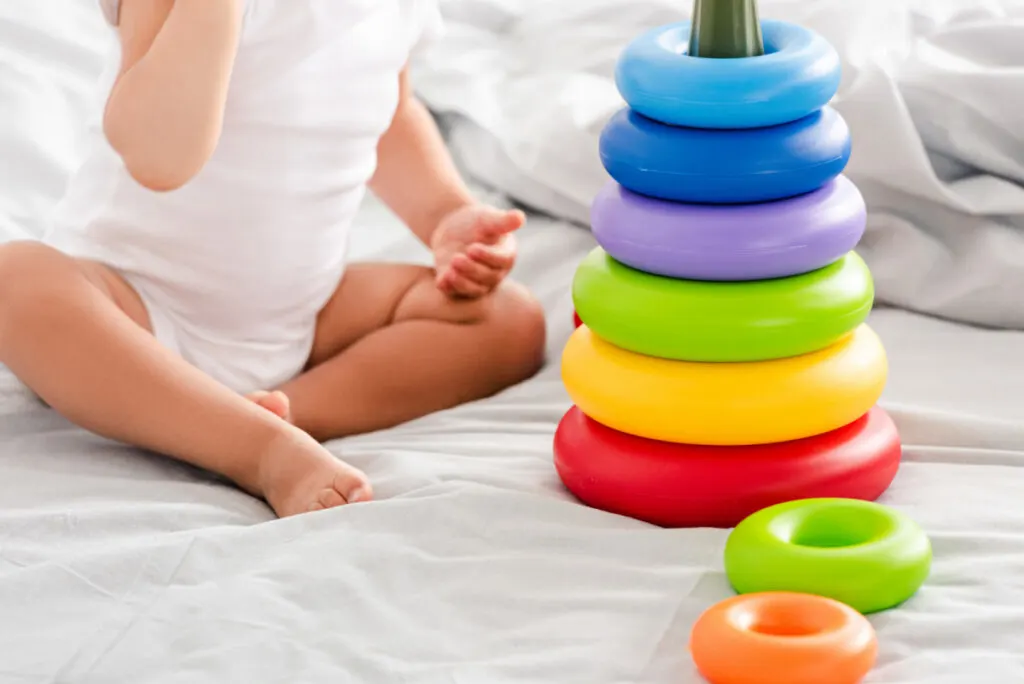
[0,242,150,334]
[307,263,493,367]
[73,259,153,333]
[0,243,154,406]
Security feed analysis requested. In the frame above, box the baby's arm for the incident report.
[103,0,244,191]
[369,67,477,245]
[370,68,525,298]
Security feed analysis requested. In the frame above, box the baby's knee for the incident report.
[461,281,547,384]
[486,281,547,380]
[396,273,547,379]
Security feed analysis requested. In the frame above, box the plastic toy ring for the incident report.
[572,248,873,362]
[616,19,842,129]
[589,176,866,281]
[599,106,851,204]
[561,324,887,445]
[690,592,877,684]
[554,406,901,529]
[724,498,933,614]
[599,106,850,204]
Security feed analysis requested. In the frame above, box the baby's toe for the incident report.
[246,390,292,422]
[306,470,371,513]
[316,487,347,510]
[334,468,373,504]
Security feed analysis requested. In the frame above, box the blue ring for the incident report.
[599,106,851,204]
[616,19,841,129]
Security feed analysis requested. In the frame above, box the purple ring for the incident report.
[590,176,867,281]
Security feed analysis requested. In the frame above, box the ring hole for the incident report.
[732,596,841,639]
[749,620,821,637]
[675,43,780,58]
[785,503,895,549]
[664,25,783,58]
[677,33,782,58]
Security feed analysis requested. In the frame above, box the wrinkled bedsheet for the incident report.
[2,200,1024,682]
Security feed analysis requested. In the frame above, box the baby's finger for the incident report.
[446,272,490,299]
[436,263,488,298]
[477,209,526,242]
[451,254,502,289]
[467,242,516,272]
[435,266,455,292]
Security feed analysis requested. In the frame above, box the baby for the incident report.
[0,0,546,516]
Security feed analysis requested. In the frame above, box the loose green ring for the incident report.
[572,248,873,362]
[724,498,932,614]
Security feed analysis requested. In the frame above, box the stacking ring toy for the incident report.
[561,325,887,445]
[590,176,866,281]
[725,498,933,614]
[690,592,877,684]
[616,19,842,129]
[554,406,900,529]
[573,248,873,362]
[599,106,851,204]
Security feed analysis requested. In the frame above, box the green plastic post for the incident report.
[688,0,765,58]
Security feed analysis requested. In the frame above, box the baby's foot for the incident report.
[244,390,373,516]
[255,426,374,517]
[247,390,292,422]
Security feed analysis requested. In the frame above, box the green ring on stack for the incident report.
[724,498,932,614]
[572,248,874,362]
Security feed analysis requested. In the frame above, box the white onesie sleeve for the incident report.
[410,1,444,56]
[99,0,121,26]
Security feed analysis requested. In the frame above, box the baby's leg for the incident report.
[277,263,547,441]
[0,241,370,516]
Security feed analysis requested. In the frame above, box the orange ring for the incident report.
[690,592,877,684]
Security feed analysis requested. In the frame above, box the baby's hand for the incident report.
[431,204,525,299]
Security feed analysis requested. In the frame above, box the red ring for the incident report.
[553,405,900,528]
[573,310,583,329]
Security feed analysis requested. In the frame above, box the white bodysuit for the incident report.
[45,0,442,394]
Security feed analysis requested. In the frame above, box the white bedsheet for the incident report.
[2,199,1024,682]
[2,2,1024,682]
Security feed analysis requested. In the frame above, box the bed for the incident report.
[3,1,1024,682]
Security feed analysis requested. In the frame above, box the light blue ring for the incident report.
[616,19,842,129]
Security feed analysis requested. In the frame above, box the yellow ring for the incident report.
[562,324,887,445]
